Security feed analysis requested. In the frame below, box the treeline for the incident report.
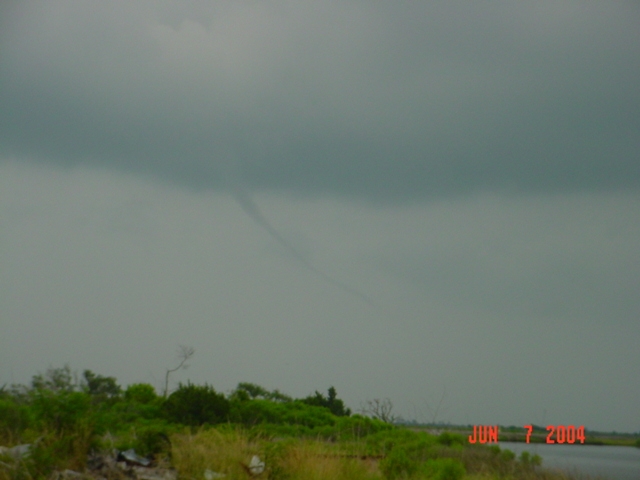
[0,365,389,457]
[1,366,574,480]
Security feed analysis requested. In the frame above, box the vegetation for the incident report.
[301,386,351,417]
[164,382,230,426]
[0,364,634,479]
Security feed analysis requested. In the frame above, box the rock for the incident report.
[132,466,177,480]
[204,468,226,479]
[0,444,31,460]
[117,449,151,467]
[85,451,176,480]
[59,469,85,478]
[248,456,265,476]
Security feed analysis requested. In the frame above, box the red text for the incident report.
[468,425,499,444]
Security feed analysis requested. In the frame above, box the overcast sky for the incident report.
[1,1,639,433]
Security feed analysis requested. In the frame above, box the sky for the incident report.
[1,1,639,433]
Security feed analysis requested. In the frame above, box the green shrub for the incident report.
[125,383,158,404]
[21,388,99,476]
[365,428,422,455]
[229,398,279,425]
[262,437,296,479]
[437,431,465,447]
[25,423,96,477]
[282,402,336,428]
[335,414,392,440]
[230,398,338,429]
[30,390,93,433]
[488,445,501,455]
[232,382,294,403]
[82,370,121,400]
[114,421,174,457]
[519,450,542,468]
[0,397,32,436]
[234,382,269,399]
[379,447,418,479]
[110,395,164,425]
[301,387,351,416]
[500,448,515,461]
[163,382,229,426]
[423,458,465,480]
[403,437,436,462]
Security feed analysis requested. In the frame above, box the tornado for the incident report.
[227,175,377,308]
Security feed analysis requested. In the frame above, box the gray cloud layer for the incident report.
[2,1,639,201]
[1,1,639,433]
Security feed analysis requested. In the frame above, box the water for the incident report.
[499,441,640,480]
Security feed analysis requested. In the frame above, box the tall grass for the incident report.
[0,425,95,480]
[171,427,260,479]
[169,428,604,480]
[273,440,380,480]
[170,428,381,480]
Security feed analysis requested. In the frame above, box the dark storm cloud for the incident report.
[2,1,639,434]
[1,1,639,202]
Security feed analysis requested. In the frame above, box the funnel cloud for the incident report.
[228,175,377,308]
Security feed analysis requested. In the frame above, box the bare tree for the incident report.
[361,398,396,423]
[163,345,195,398]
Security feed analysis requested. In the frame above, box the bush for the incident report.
[230,398,338,429]
[114,421,174,457]
[0,397,32,436]
[379,447,418,479]
[262,437,296,479]
[82,370,121,400]
[437,431,465,447]
[365,428,422,455]
[519,450,542,468]
[24,424,96,477]
[500,448,515,461]
[423,458,465,480]
[301,387,351,416]
[125,383,159,404]
[163,382,229,426]
[110,393,163,425]
[335,414,392,440]
[30,390,93,433]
